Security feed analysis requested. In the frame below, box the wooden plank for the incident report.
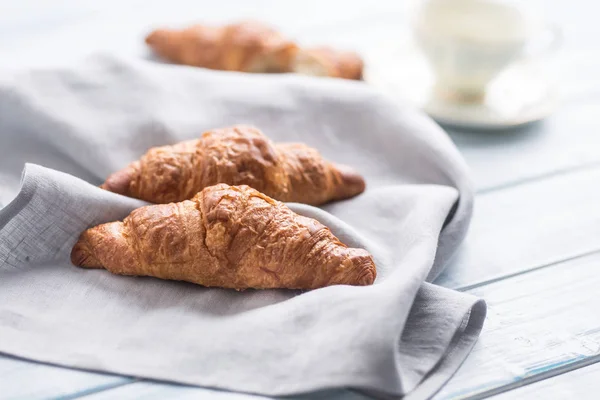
[449,101,600,192]
[0,354,131,400]
[436,165,600,289]
[435,251,600,399]
[490,362,600,400]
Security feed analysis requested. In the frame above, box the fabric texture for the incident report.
[0,56,485,399]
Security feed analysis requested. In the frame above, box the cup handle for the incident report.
[523,23,562,60]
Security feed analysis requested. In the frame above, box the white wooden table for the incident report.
[2,1,600,398]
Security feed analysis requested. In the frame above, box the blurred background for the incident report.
[2,0,598,190]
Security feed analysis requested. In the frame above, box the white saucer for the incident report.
[363,41,558,130]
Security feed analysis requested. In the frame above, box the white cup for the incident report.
[413,0,559,102]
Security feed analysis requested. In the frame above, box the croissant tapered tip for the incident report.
[333,163,366,200]
[101,163,138,196]
[145,29,168,46]
[358,263,377,286]
[292,47,364,80]
[331,249,376,287]
[71,237,102,269]
[354,254,377,286]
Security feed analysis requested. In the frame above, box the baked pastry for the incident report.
[72,184,376,290]
[145,21,297,73]
[101,125,365,206]
[292,47,364,80]
[145,21,365,80]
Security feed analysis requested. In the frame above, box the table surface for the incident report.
[2,1,600,399]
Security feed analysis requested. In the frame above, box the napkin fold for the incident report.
[0,56,485,399]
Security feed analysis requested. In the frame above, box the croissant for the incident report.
[101,125,365,206]
[146,21,365,80]
[293,47,364,80]
[72,184,376,290]
[145,21,297,73]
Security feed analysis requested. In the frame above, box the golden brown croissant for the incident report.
[102,125,365,206]
[72,184,376,290]
[145,21,297,73]
[292,47,364,80]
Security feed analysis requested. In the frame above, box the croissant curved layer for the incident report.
[145,21,365,80]
[293,47,364,80]
[101,125,366,206]
[146,21,297,73]
[72,184,376,290]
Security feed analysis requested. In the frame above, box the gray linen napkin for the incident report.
[0,56,485,399]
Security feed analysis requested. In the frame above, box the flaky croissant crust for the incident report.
[146,21,298,73]
[102,125,365,206]
[72,184,376,290]
[293,47,364,80]
[145,21,364,79]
